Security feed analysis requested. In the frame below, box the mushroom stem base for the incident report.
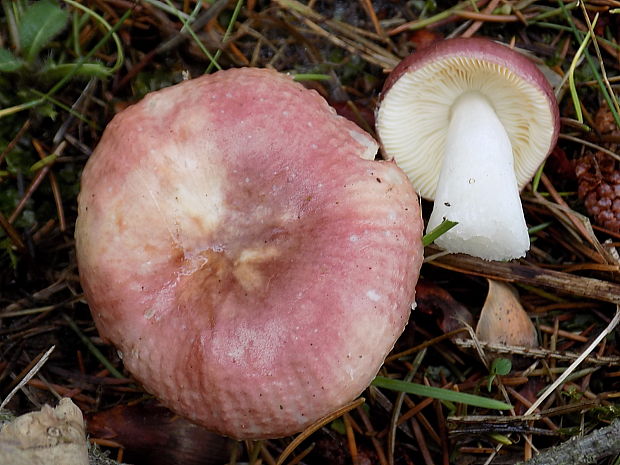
[426,92,530,261]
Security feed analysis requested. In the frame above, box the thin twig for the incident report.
[427,249,620,305]
[453,339,620,366]
[275,398,365,465]
[0,346,55,410]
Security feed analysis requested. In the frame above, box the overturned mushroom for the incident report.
[376,38,560,260]
[75,68,424,439]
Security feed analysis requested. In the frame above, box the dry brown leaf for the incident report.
[415,279,474,334]
[87,401,232,465]
[475,279,538,348]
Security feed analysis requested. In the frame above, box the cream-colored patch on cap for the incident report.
[144,91,177,114]
[348,129,379,160]
[124,139,226,256]
[233,246,280,292]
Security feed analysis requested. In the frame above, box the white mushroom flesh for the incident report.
[426,92,529,260]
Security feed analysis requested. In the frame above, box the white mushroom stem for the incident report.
[426,92,530,260]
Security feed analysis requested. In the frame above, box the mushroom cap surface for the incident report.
[376,37,560,200]
[75,68,424,439]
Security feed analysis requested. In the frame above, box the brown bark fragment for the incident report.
[516,419,620,465]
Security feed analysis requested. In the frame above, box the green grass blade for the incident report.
[372,376,512,410]
[558,0,620,128]
[206,0,244,73]
[31,89,97,128]
[63,0,125,73]
[528,221,553,235]
[0,98,44,118]
[62,313,125,380]
[40,62,112,81]
[531,160,545,193]
[163,0,221,71]
[566,15,597,124]
[29,153,58,172]
[292,73,332,81]
[422,219,458,247]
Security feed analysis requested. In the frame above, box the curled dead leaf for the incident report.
[415,279,474,335]
[87,401,233,465]
[476,279,538,349]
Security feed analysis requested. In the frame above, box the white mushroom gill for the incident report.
[377,57,554,200]
[426,92,529,260]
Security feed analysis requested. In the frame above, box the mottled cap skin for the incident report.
[378,37,560,196]
[75,68,424,439]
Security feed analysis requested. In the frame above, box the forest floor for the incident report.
[1,1,620,464]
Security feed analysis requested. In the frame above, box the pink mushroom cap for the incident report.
[75,68,424,439]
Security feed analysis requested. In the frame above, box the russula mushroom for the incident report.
[75,68,424,439]
[376,38,560,260]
